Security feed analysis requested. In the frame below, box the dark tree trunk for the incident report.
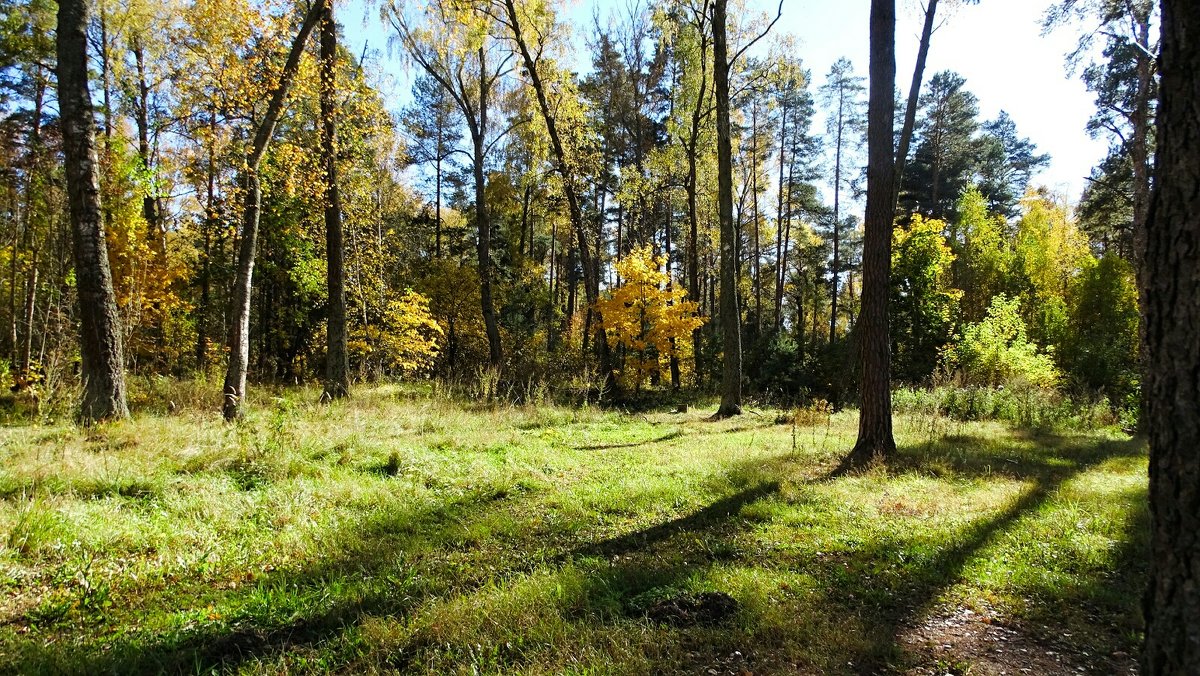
[321,0,350,398]
[57,0,129,422]
[473,46,503,370]
[713,0,741,418]
[1130,6,1155,432]
[223,2,322,420]
[894,0,938,200]
[1140,1,1200,671]
[847,0,897,465]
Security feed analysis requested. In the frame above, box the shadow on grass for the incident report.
[572,430,685,451]
[5,432,1147,675]
[810,435,1147,672]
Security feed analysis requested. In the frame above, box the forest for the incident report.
[2,0,1199,673]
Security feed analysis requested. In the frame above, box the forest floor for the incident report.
[0,382,1147,674]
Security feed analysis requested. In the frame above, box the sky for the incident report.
[341,0,1108,203]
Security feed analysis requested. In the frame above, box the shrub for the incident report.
[946,294,1060,389]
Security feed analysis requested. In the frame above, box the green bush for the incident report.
[946,294,1060,389]
[892,385,1118,431]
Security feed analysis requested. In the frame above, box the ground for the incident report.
[0,383,1148,674]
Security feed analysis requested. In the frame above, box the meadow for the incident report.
[0,383,1147,674]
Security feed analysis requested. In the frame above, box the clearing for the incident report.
[0,384,1147,674]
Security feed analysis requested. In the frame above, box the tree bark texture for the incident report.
[321,0,350,398]
[1140,1,1200,671]
[848,0,897,464]
[713,0,742,418]
[57,0,129,422]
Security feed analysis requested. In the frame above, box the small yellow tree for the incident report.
[349,289,443,378]
[596,246,705,390]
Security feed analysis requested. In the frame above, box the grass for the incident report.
[0,382,1148,674]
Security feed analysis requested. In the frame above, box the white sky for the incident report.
[342,0,1108,203]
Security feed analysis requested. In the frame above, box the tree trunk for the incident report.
[321,0,350,399]
[197,115,216,369]
[222,1,322,420]
[847,0,897,465]
[751,101,762,334]
[831,95,844,343]
[133,40,163,256]
[1130,7,1155,432]
[502,0,612,384]
[894,0,938,201]
[57,0,129,422]
[774,91,789,329]
[713,0,741,418]
[473,46,503,370]
[1140,1,1200,671]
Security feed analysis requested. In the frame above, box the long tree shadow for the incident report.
[811,435,1147,672]
[572,430,685,451]
[6,431,1146,675]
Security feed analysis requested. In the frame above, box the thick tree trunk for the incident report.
[1140,1,1200,671]
[57,0,128,422]
[222,2,322,420]
[321,0,350,398]
[713,0,741,418]
[847,0,897,465]
[894,0,938,201]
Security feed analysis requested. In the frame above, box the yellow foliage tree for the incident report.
[596,246,705,390]
[349,290,443,378]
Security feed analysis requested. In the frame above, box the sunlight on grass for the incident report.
[0,384,1147,674]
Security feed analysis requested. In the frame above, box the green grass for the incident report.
[0,383,1148,674]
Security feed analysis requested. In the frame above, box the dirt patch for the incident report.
[899,606,1139,675]
[645,591,740,627]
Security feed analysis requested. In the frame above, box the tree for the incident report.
[495,0,613,383]
[974,111,1050,217]
[893,0,979,200]
[818,57,865,343]
[658,0,714,381]
[902,70,979,221]
[387,0,508,370]
[222,1,323,420]
[890,215,959,383]
[1140,1,1200,670]
[320,0,349,399]
[1046,0,1156,271]
[57,0,129,421]
[402,74,461,258]
[771,48,820,331]
[596,246,703,390]
[711,0,741,417]
[846,0,897,466]
[948,294,1060,389]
